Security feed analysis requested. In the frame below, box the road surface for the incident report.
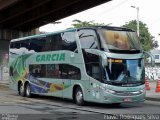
[0,84,160,120]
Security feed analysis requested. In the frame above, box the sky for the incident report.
[40,0,160,48]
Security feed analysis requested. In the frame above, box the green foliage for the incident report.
[72,19,105,28]
[122,20,158,51]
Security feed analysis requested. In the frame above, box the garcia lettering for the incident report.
[36,53,65,62]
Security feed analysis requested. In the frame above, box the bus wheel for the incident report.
[74,87,84,106]
[19,83,25,97]
[25,83,32,98]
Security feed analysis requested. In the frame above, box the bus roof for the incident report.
[77,26,134,32]
[11,28,76,42]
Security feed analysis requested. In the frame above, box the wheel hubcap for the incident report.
[76,91,83,103]
[26,85,30,96]
[20,85,23,94]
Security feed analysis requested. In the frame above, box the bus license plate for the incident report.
[124,98,132,102]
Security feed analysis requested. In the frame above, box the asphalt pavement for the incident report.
[0,80,160,120]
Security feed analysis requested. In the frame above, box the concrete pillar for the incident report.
[0,28,39,81]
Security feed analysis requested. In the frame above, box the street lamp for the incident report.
[131,6,139,37]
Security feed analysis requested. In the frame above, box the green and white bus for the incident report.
[9,26,154,105]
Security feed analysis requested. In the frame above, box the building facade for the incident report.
[146,50,160,81]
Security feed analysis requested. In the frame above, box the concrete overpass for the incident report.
[0,0,111,76]
[0,0,111,31]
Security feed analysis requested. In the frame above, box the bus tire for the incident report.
[74,87,84,106]
[19,83,25,97]
[25,83,32,98]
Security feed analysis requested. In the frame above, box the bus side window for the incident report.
[41,36,51,52]
[9,66,13,76]
[20,40,27,49]
[14,41,21,49]
[83,52,101,81]
[29,64,81,80]
[10,42,15,48]
[61,31,77,52]
[50,34,62,51]
[28,38,45,52]
[60,64,81,80]
[78,29,98,49]
[91,64,100,80]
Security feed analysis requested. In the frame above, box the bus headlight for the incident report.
[105,89,145,96]
[139,89,145,93]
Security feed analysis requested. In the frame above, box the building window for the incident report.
[155,55,159,59]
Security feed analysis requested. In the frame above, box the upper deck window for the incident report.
[10,30,77,53]
[78,29,99,49]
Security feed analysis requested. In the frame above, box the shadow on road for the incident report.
[20,93,143,109]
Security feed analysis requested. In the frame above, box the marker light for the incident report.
[108,59,123,63]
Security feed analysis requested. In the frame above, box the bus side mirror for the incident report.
[143,51,155,67]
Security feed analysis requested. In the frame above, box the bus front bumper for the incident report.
[101,91,146,104]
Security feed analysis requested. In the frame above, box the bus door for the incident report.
[88,62,102,101]
[82,52,102,101]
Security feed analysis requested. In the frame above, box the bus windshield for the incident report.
[100,29,142,51]
[103,58,145,86]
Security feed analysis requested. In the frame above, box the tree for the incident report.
[122,20,158,51]
[72,19,105,28]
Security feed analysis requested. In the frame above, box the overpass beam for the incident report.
[0,0,19,11]
[0,28,39,75]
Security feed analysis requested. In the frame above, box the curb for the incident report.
[146,97,160,102]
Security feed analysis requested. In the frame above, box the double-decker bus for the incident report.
[9,26,154,105]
